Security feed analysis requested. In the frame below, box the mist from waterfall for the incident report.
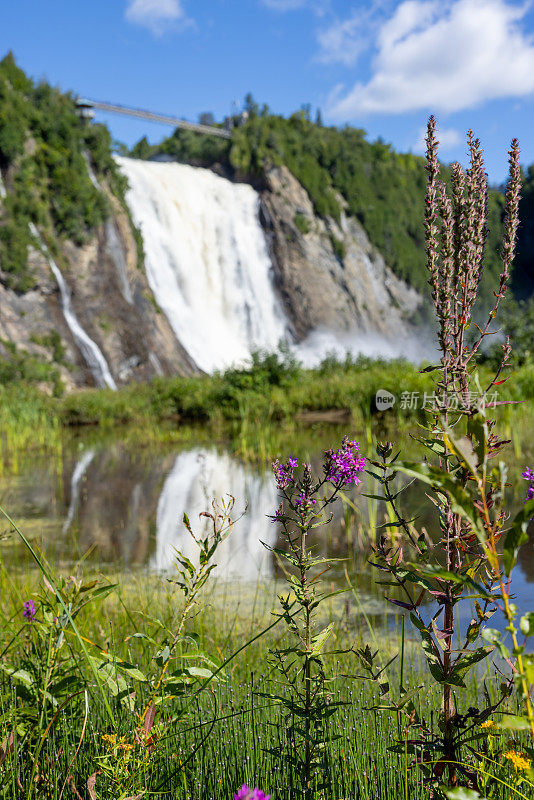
[117,157,288,373]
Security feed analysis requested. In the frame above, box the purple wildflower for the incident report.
[294,491,317,511]
[272,457,298,489]
[234,786,270,800]
[23,600,36,621]
[523,466,534,504]
[269,502,284,523]
[324,437,366,487]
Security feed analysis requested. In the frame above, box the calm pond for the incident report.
[1,422,534,615]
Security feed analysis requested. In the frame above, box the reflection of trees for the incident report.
[64,445,172,564]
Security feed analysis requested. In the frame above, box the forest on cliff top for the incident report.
[2,52,534,337]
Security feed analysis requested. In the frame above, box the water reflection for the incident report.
[1,443,278,579]
[1,433,534,612]
[152,449,277,576]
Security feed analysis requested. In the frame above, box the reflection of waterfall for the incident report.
[152,449,277,578]
[116,157,288,372]
[29,224,117,389]
[63,449,96,533]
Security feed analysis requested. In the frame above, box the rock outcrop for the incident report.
[0,160,424,391]
[261,165,421,341]
[0,187,196,389]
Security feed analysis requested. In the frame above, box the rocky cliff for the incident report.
[0,156,424,392]
[260,165,421,341]
[0,179,196,391]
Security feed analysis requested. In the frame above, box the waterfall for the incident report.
[63,449,96,534]
[151,448,277,578]
[29,224,117,389]
[116,157,288,372]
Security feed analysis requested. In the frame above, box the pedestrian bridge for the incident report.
[75,98,232,139]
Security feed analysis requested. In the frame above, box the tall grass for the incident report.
[0,563,523,799]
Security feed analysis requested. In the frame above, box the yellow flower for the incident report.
[101,734,117,745]
[504,750,531,771]
[118,743,133,752]
[480,720,495,729]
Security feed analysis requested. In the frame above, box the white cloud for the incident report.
[414,124,462,153]
[316,2,395,66]
[317,12,366,66]
[125,0,191,35]
[328,0,534,118]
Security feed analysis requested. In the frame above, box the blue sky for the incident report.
[3,0,534,185]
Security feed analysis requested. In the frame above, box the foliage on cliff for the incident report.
[0,53,126,292]
[133,97,511,308]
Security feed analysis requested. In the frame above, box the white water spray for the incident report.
[116,157,288,372]
[29,224,117,389]
[151,448,277,578]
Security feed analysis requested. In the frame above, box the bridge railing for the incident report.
[76,99,232,140]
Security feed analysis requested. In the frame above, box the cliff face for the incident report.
[0,157,423,392]
[0,185,195,391]
[260,165,421,341]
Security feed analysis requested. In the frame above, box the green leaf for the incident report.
[86,583,117,601]
[311,623,334,656]
[520,613,534,637]
[0,666,34,688]
[119,663,147,682]
[443,428,479,477]
[441,788,484,800]
[154,646,170,667]
[394,462,485,541]
[450,646,493,684]
[415,565,492,599]
[49,675,84,695]
[185,666,216,679]
[482,628,508,659]
[497,715,532,731]
[466,413,488,471]
[523,654,534,684]
[503,501,534,576]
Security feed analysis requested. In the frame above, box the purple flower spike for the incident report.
[324,437,366,487]
[294,491,317,511]
[272,457,298,489]
[23,600,36,621]
[269,502,284,523]
[234,786,270,800]
[523,466,534,505]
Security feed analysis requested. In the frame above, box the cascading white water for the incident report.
[151,448,277,577]
[116,157,288,372]
[29,224,117,390]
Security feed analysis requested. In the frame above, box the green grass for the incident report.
[0,564,528,800]
[3,352,534,476]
